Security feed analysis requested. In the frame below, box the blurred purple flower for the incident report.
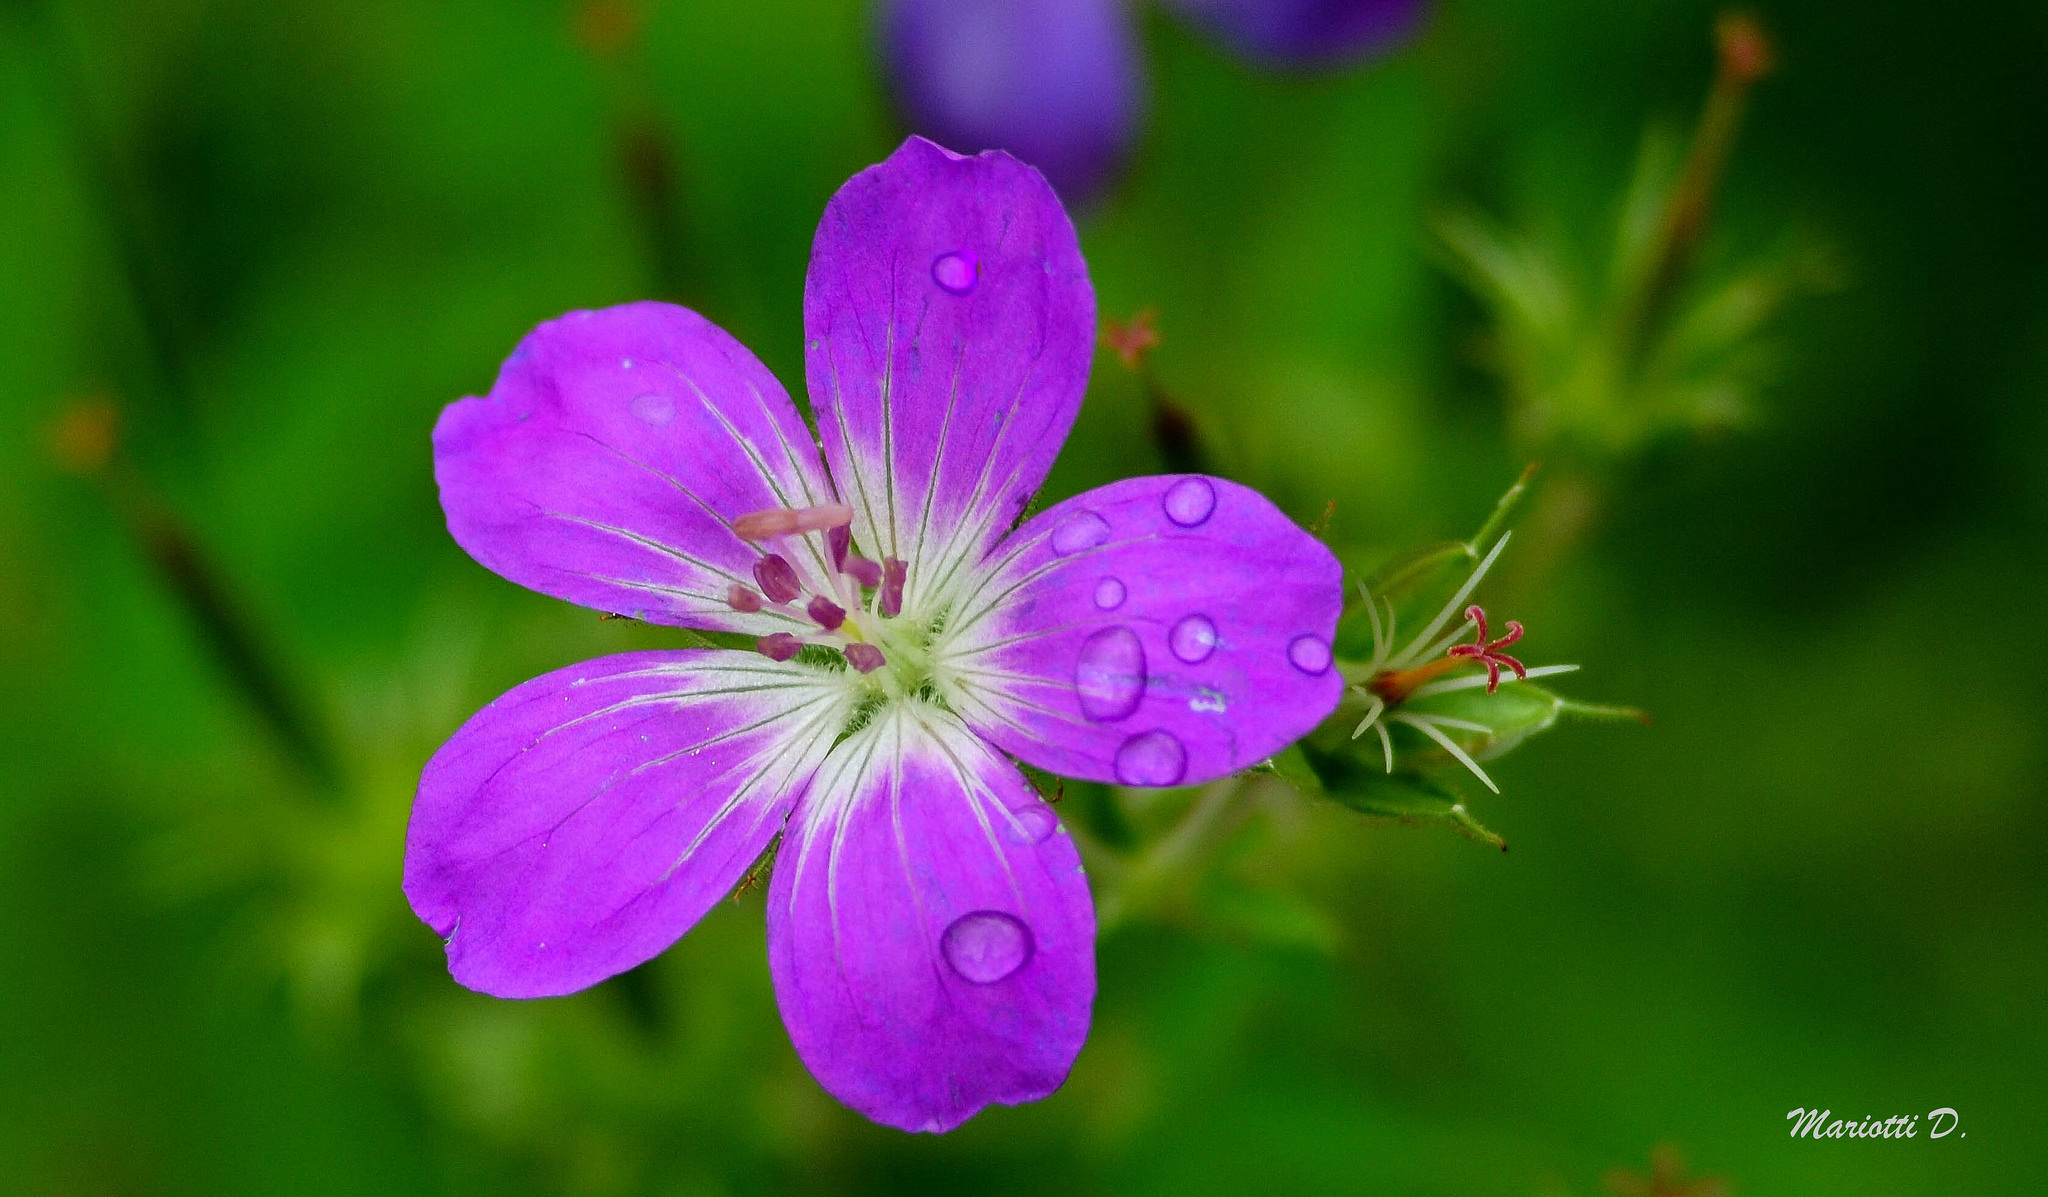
[880,0,1426,203]
[407,138,1342,1131]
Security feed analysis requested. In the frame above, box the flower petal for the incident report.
[1163,0,1425,67]
[406,650,854,998]
[805,137,1095,616]
[941,475,1343,787]
[435,302,840,633]
[879,0,1144,204]
[768,706,1094,1132]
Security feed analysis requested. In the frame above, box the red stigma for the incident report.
[1446,605,1528,694]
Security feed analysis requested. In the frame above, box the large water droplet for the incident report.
[1093,577,1126,610]
[1162,477,1216,527]
[931,250,979,295]
[1006,803,1059,845]
[1076,626,1146,722]
[1050,510,1111,555]
[941,911,1031,983]
[1115,730,1188,787]
[1168,614,1217,664]
[631,392,675,426]
[1288,634,1332,675]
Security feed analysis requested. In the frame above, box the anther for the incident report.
[827,524,851,572]
[726,583,763,613]
[844,555,883,589]
[807,595,846,631]
[753,554,802,604]
[757,632,802,662]
[844,643,885,674]
[734,503,854,541]
[880,557,906,617]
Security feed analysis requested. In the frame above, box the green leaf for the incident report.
[1286,742,1508,851]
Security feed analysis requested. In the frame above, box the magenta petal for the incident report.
[767,710,1094,1132]
[435,302,839,633]
[405,650,851,998]
[804,138,1094,610]
[945,475,1344,786]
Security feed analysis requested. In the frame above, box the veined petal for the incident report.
[879,0,1145,205]
[406,650,854,998]
[768,705,1094,1133]
[435,302,839,633]
[1162,0,1425,67]
[804,137,1094,616]
[941,475,1343,787]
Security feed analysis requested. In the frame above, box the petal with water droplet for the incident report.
[805,138,1094,606]
[435,302,837,635]
[768,708,1094,1134]
[949,473,1343,786]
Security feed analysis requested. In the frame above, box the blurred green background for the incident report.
[3,0,2045,1193]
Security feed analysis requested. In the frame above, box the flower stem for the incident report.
[1094,776,1248,933]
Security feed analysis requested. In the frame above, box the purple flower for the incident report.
[880,0,1426,203]
[406,138,1342,1132]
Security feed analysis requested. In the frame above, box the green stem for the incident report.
[1094,777,1248,933]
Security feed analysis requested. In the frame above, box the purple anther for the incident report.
[727,583,764,613]
[845,555,884,589]
[808,595,847,631]
[757,632,803,662]
[880,557,907,617]
[753,553,802,604]
[828,524,852,572]
[844,643,886,674]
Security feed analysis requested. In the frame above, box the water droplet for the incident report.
[1162,477,1216,527]
[941,911,1032,983]
[1189,688,1227,714]
[1093,577,1126,610]
[1169,614,1217,663]
[931,250,979,294]
[620,357,634,370]
[1115,730,1187,787]
[1075,626,1146,722]
[631,392,675,426]
[1288,634,1332,675]
[1006,803,1059,845]
[1050,510,1110,555]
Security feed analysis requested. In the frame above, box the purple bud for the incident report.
[844,555,884,588]
[828,524,852,572]
[807,595,847,631]
[753,553,802,604]
[844,643,887,674]
[758,633,803,662]
[880,557,907,617]
[1161,0,1425,69]
[880,0,1144,206]
[727,583,764,613]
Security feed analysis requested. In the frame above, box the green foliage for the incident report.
[1,1,2043,1194]
[1437,132,1838,463]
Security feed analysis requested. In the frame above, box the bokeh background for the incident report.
[4,1,2045,1193]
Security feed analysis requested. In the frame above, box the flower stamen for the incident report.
[754,553,802,604]
[879,557,906,617]
[757,632,802,662]
[734,503,854,540]
[807,595,846,631]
